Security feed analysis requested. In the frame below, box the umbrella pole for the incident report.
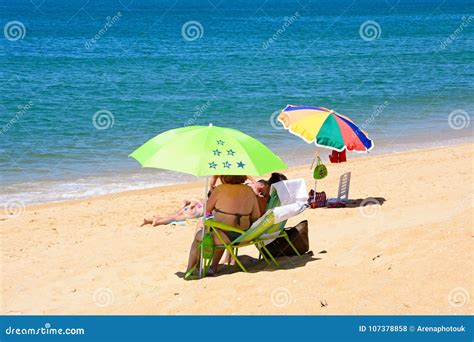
[198,176,209,279]
[312,150,319,201]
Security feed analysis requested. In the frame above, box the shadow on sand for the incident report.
[323,197,387,209]
[175,250,326,279]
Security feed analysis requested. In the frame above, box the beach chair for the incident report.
[327,172,351,207]
[204,179,308,273]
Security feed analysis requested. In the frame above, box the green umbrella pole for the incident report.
[198,176,210,278]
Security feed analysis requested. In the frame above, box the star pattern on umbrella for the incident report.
[227,149,236,156]
[237,161,245,169]
[208,161,217,169]
[223,161,231,168]
[217,140,225,146]
[212,149,221,156]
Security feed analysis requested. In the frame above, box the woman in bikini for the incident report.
[185,175,260,278]
[140,199,204,227]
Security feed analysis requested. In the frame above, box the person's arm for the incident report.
[250,194,261,223]
[206,186,219,213]
[209,176,219,189]
[257,196,267,216]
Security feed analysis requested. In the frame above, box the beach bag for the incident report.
[308,190,327,208]
[313,156,328,180]
[261,220,309,257]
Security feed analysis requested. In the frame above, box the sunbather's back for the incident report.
[208,183,260,229]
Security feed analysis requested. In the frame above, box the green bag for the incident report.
[313,156,328,180]
[201,232,214,259]
[184,229,214,280]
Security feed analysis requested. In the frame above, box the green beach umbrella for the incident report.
[129,124,287,278]
[129,124,287,176]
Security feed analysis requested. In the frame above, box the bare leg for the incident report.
[140,211,189,227]
[152,212,196,226]
[186,228,204,272]
[210,230,230,273]
[140,216,172,227]
[140,218,153,227]
[152,216,176,226]
[223,250,235,265]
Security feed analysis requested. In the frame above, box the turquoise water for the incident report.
[1,0,473,204]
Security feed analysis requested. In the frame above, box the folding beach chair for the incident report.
[204,179,308,273]
[327,172,351,207]
[259,179,308,246]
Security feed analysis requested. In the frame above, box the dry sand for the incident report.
[1,143,473,315]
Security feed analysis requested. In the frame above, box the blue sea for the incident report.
[1,0,473,204]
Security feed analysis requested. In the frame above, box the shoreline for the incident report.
[4,139,473,210]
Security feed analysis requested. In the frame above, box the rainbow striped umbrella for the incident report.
[278,105,374,153]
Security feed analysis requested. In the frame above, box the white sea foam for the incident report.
[1,134,471,206]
